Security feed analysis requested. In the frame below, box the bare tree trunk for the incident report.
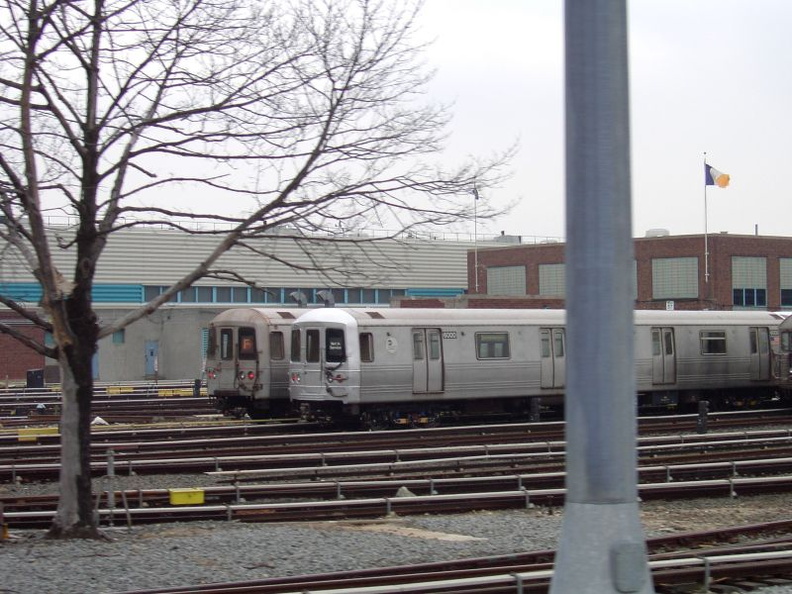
[47,299,102,539]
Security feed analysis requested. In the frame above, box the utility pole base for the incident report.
[549,501,655,594]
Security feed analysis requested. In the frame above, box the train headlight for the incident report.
[206,369,217,379]
[290,372,301,384]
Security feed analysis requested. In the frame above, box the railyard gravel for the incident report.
[1,474,792,594]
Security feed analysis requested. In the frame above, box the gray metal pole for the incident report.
[549,1,654,593]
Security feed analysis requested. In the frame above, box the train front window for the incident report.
[326,328,346,363]
[207,327,217,357]
[220,329,233,360]
[238,328,256,360]
[290,329,301,362]
[781,332,792,353]
[306,329,320,363]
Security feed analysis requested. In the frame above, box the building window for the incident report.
[112,330,125,344]
[179,288,196,302]
[781,259,792,307]
[487,266,526,296]
[652,257,698,299]
[196,286,213,302]
[216,286,232,302]
[733,288,767,307]
[144,286,162,301]
[732,256,767,309]
[538,263,565,297]
[231,287,249,303]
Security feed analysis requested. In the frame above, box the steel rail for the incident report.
[4,455,792,518]
[4,475,792,529]
[4,432,792,482]
[105,528,792,594]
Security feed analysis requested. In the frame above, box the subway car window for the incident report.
[476,332,510,359]
[270,332,285,360]
[429,331,441,360]
[540,330,551,358]
[326,328,346,363]
[553,330,564,357]
[360,332,374,362]
[413,332,425,360]
[781,332,792,353]
[220,329,233,360]
[306,329,320,363]
[207,327,217,357]
[651,330,661,356]
[238,327,256,360]
[700,330,727,354]
[290,329,301,362]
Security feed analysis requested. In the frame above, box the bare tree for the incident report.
[0,0,509,538]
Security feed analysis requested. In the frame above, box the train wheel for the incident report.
[360,412,388,431]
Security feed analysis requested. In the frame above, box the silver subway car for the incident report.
[206,308,297,417]
[288,308,788,428]
[778,314,792,398]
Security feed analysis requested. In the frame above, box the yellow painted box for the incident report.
[18,427,59,442]
[168,488,205,505]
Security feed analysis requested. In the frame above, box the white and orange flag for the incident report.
[705,164,730,188]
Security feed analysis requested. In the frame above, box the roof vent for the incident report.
[645,228,670,238]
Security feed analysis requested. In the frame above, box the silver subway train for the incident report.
[778,314,792,397]
[205,308,298,417]
[287,308,790,428]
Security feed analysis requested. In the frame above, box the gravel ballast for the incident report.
[2,489,792,594]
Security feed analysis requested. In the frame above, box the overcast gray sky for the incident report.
[418,0,792,240]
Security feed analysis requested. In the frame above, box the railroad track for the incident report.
[4,475,792,530]
[3,421,792,481]
[0,380,217,425]
[3,411,792,593]
[4,437,792,528]
[98,521,792,593]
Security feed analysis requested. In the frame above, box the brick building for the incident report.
[0,312,45,384]
[453,232,792,311]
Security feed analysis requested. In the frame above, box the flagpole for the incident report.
[704,152,709,284]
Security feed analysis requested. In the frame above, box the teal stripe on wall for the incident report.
[0,283,142,303]
[405,288,465,297]
[93,285,143,302]
[0,283,42,302]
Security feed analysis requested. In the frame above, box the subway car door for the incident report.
[651,327,676,384]
[539,328,565,389]
[749,327,771,381]
[412,328,444,393]
[303,328,324,390]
